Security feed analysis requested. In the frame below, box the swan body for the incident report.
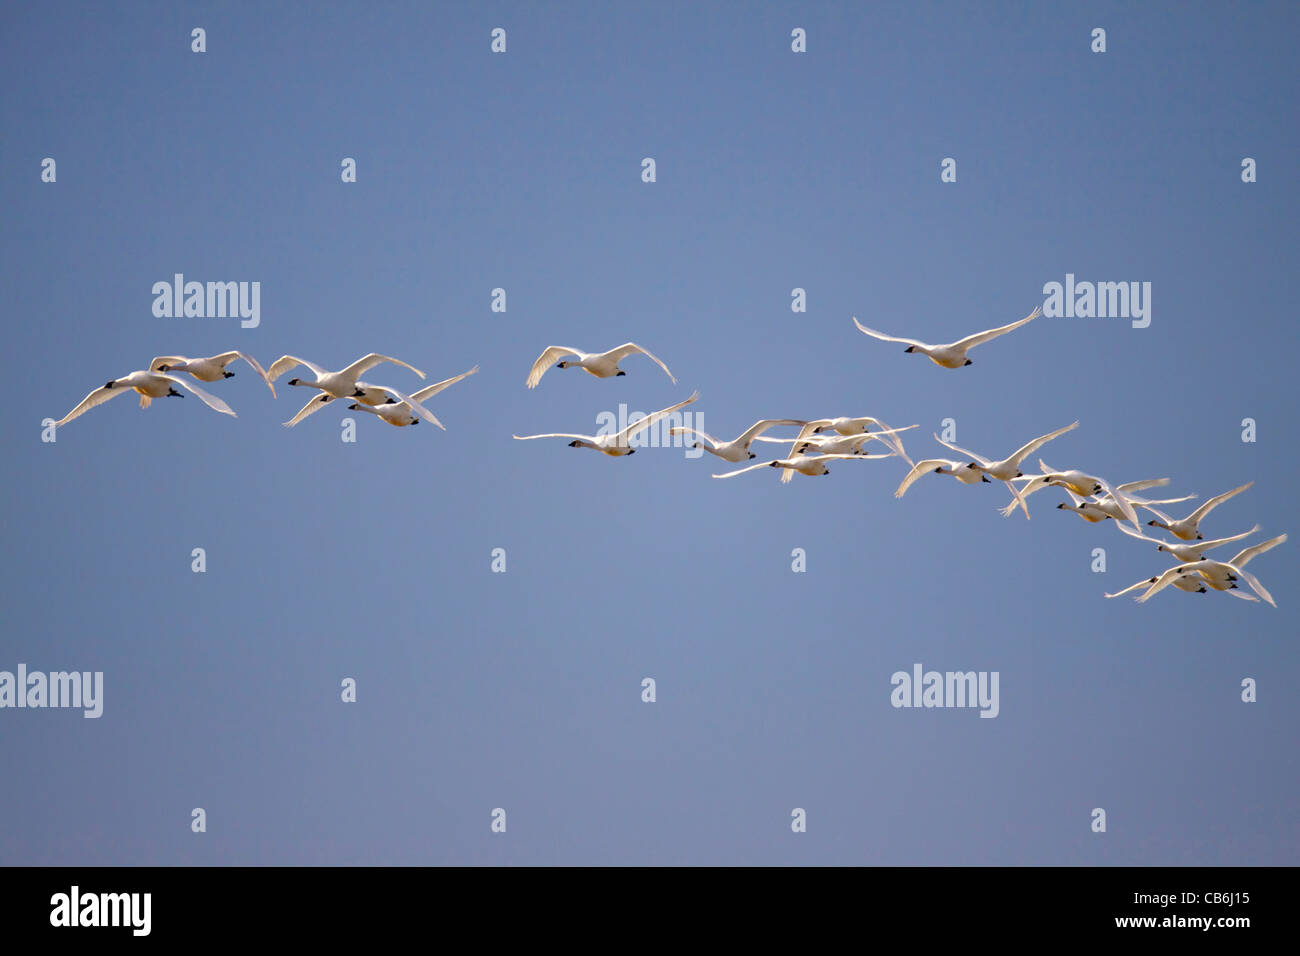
[670,419,808,463]
[1115,522,1261,563]
[713,453,887,481]
[894,458,991,498]
[150,351,276,395]
[852,306,1041,368]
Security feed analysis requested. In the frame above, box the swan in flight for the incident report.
[894,458,992,498]
[267,353,426,428]
[1003,460,1140,524]
[713,452,890,481]
[1143,482,1254,540]
[525,343,675,388]
[348,366,479,428]
[150,352,276,395]
[1055,488,1197,523]
[1115,521,1261,563]
[755,424,918,458]
[933,421,1078,518]
[514,391,699,456]
[54,371,236,426]
[1000,476,1184,519]
[668,419,808,462]
[1134,540,1285,607]
[851,306,1041,368]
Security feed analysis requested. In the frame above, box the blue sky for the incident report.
[1,1,1296,865]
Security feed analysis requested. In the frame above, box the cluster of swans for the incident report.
[513,318,1284,608]
[52,351,478,430]
[53,322,1284,607]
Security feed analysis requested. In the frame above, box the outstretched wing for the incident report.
[54,383,131,427]
[615,390,700,444]
[933,433,991,468]
[1187,481,1253,524]
[1228,533,1287,570]
[712,459,776,479]
[895,459,956,499]
[851,317,929,349]
[283,393,336,427]
[216,351,277,396]
[606,343,676,384]
[952,306,1042,351]
[735,419,808,445]
[149,355,187,371]
[267,355,329,383]
[412,365,479,403]
[339,353,425,382]
[525,346,580,388]
[1005,421,1078,467]
[162,374,236,418]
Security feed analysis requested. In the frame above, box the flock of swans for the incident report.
[52,311,1284,606]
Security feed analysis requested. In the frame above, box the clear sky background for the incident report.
[1,2,1296,865]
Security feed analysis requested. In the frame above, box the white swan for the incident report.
[54,371,236,426]
[1053,483,1197,524]
[514,391,699,456]
[1135,544,1283,607]
[712,452,890,481]
[1143,482,1254,541]
[525,343,675,388]
[267,353,426,428]
[1001,476,1186,519]
[1015,459,1141,524]
[932,421,1078,518]
[852,306,1041,368]
[894,458,992,498]
[150,352,276,395]
[348,366,479,428]
[1115,521,1261,563]
[668,419,808,463]
[755,424,918,458]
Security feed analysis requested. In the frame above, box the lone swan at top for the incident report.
[852,306,1042,368]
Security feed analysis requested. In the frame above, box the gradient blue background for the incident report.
[1,1,1296,865]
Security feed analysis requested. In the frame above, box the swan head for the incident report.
[1156,545,1167,552]
[1056,503,1067,509]
[749,453,756,459]
[383,397,398,404]
[352,389,366,397]
[964,359,972,366]
[1147,520,1158,527]
[155,363,171,371]
[287,377,301,386]
[1196,533,1204,540]
[981,476,990,482]
[348,403,359,410]
[104,380,116,389]
[1016,471,1023,478]
[556,361,568,369]
[903,346,915,353]
[223,370,235,378]
[768,461,780,468]
[567,440,581,447]
[1199,587,1207,592]
[615,371,626,376]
